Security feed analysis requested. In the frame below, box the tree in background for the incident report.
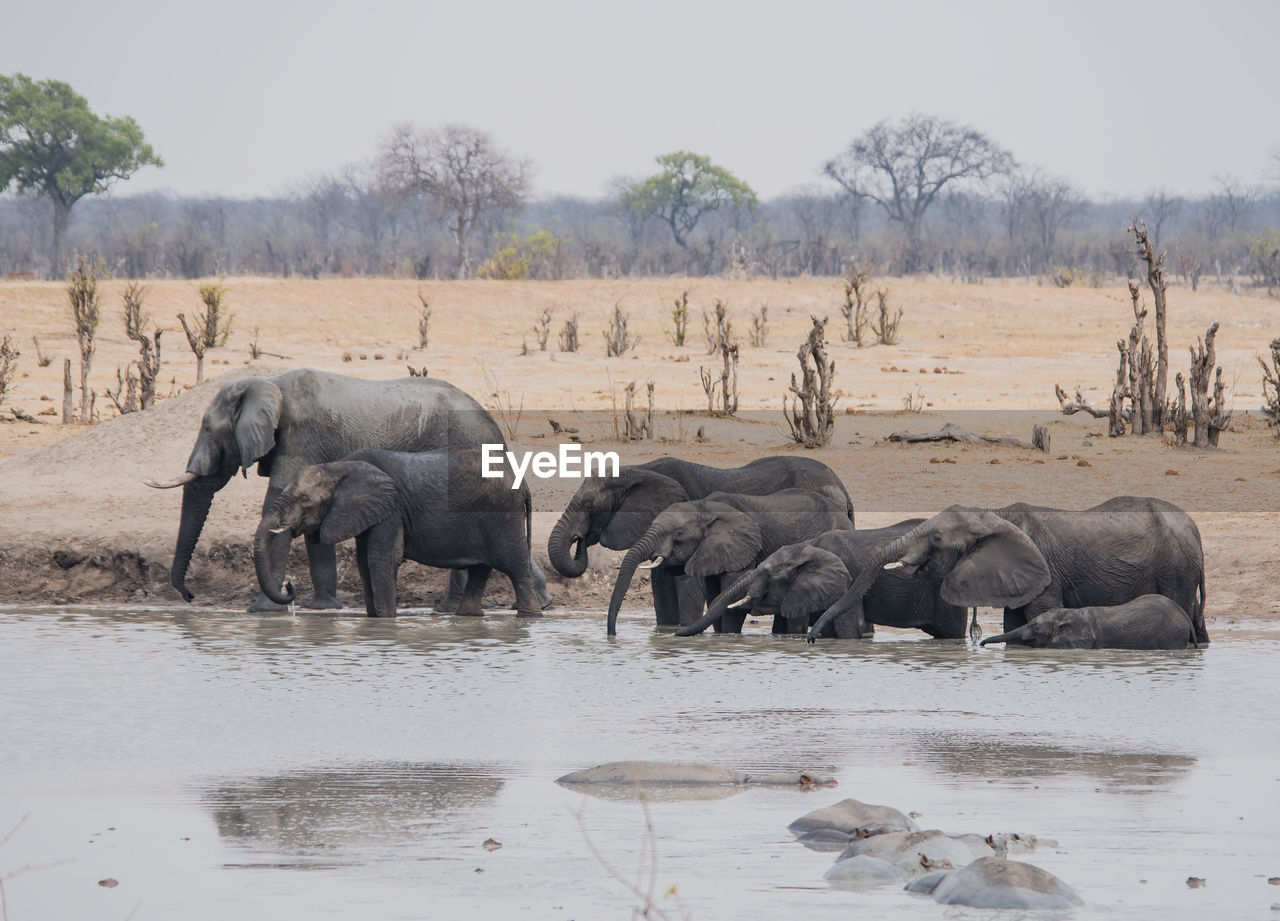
[621,152,757,270]
[824,113,1012,273]
[378,123,530,278]
[0,74,161,277]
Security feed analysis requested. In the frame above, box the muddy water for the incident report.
[1,607,1277,920]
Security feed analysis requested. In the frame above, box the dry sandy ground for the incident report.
[0,276,1276,627]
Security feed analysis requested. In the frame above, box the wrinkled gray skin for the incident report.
[677,520,968,639]
[788,798,917,851]
[839,829,998,874]
[807,497,1207,645]
[150,369,547,612]
[823,855,908,889]
[910,856,1083,909]
[254,448,540,618]
[549,457,853,628]
[606,489,854,635]
[981,594,1195,649]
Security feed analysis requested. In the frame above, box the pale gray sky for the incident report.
[7,0,1278,201]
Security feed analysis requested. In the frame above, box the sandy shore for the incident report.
[0,276,1275,624]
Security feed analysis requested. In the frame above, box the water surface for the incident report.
[1,607,1277,919]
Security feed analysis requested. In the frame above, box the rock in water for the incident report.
[927,856,1082,909]
[556,761,835,787]
[787,798,916,850]
[823,855,908,889]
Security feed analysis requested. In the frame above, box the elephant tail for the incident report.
[1192,570,1207,648]
[523,486,533,551]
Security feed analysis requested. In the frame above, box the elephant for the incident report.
[806,497,1207,645]
[675,520,968,639]
[606,488,854,635]
[254,447,541,618]
[980,595,1195,649]
[549,456,853,628]
[907,856,1082,910]
[145,368,548,611]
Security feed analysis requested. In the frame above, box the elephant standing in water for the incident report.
[548,456,853,627]
[676,521,968,638]
[146,369,548,611]
[255,448,542,618]
[806,497,1206,645]
[980,595,1196,649]
[606,489,854,635]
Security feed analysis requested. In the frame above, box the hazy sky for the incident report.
[7,0,1278,202]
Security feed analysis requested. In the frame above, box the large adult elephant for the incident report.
[548,456,853,627]
[146,368,546,611]
[676,521,968,638]
[804,497,1207,645]
[606,489,854,635]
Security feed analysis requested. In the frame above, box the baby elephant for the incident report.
[254,447,541,617]
[980,594,1197,650]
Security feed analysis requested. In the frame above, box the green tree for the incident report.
[621,151,757,255]
[0,73,162,276]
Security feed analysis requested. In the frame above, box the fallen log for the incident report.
[886,422,1047,451]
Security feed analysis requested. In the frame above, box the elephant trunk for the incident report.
[606,527,663,636]
[169,473,229,602]
[548,500,590,578]
[675,570,755,637]
[979,626,1026,646]
[805,525,923,642]
[253,516,296,606]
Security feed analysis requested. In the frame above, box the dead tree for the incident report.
[66,257,100,422]
[532,308,552,351]
[0,335,17,408]
[196,281,232,348]
[603,302,638,356]
[177,313,208,385]
[1123,282,1157,435]
[748,304,769,347]
[840,264,872,345]
[871,289,902,345]
[417,291,431,348]
[1187,322,1230,447]
[1258,336,1280,431]
[558,313,579,352]
[31,336,52,367]
[1168,372,1191,445]
[123,281,161,409]
[62,358,73,423]
[702,300,733,354]
[784,316,838,447]
[106,363,140,414]
[667,291,689,346]
[1131,222,1169,426]
[699,342,739,416]
[623,380,655,440]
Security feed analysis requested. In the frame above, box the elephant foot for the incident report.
[454,610,484,617]
[516,610,544,618]
[248,595,289,613]
[301,595,342,611]
[435,597,462,613]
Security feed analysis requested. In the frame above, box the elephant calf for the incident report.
[980,595,1196,650]
[254,447,541,618]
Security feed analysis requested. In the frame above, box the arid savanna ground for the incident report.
[0,276,1276,627]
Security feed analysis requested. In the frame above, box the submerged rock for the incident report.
[556,761,836,787]
[920,856,1083,909]
[838,829,997,873]
[787,798,916,850]
[823,855,909,889]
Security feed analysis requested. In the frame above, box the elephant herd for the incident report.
[148,369,1209,650]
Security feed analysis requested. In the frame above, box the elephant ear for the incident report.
[685,502,763,579]
[233,378,283,472]
[599,469,690,550]
[781,546,851,622]
[318,462,400,545]
[940,514,1051,608]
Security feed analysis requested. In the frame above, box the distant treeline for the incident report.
[2,178,1278,290]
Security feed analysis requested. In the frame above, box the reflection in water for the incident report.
[204,763,503,857]
[917,733,1196,789]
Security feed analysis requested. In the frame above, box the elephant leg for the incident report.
[302,532,341,609]
[506,556,543,617]
[435,569,467,612]
[456,564,492,616]
[358,523,400,617]
[707,573,747,634]
[674,574,706,626]
[650,568,680,627]
[249,486,291,612]
[530,556,552,609]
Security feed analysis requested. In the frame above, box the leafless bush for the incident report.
[624,380,655,440]
[105,363,139,414]
[482,365,524,440]
[872,289,902,345]
[748,304,769,347]
[699,342,739,416]
[840,264,872,345]
[196,280,232,348]
[558,312,579,352]
[123,281,160,409]
[533,308,553,351]
[603,302,638,356]
[177,313,208,384]
[785,316,837,447]
[407,365,428,377]
[417,290,431,348]
[66,256,100,422]
[702,300,733,354]
[0,335,18,408]
[1258,336,1280,431]
[902,384,925,413]
[31,336,52,367]
[667,291,689,346]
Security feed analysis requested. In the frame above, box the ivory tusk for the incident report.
[143,471,198,489]
[269,526,289,535]
[639,555,666,570]
[727,594,754,612]
[883,560,905,570]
